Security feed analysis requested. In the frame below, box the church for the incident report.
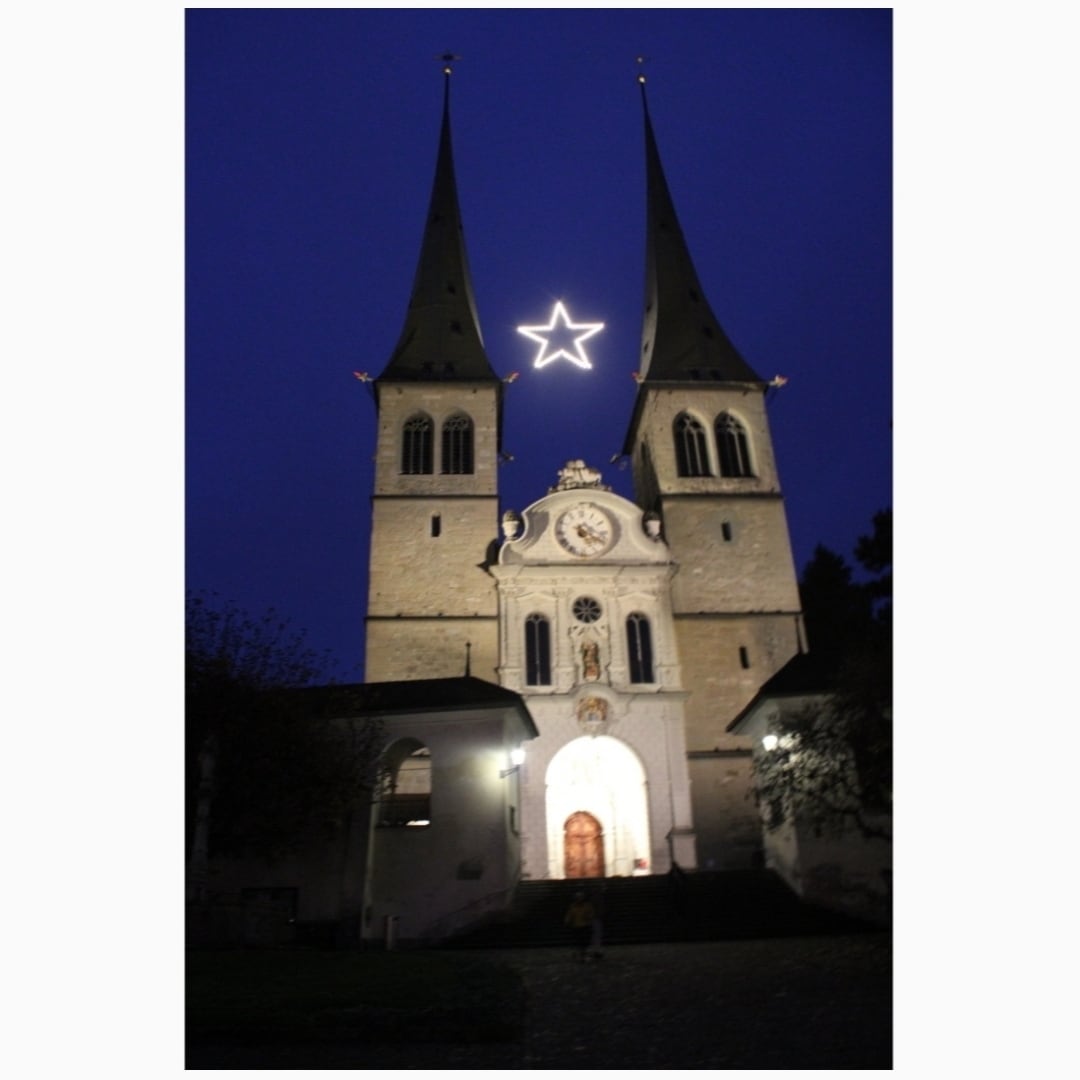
[357,66,802,936]
[199,68,808,945]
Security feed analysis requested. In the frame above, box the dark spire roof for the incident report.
[637,78,762,385]
[378,71,498,383]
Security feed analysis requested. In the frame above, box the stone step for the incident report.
[445,870,870,948]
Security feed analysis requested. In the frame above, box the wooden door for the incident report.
[564,811,604,878]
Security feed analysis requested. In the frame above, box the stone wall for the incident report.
[661,496,801,614]
[673,614,801,750]
[365,616,498,683]
[687,754,763,871]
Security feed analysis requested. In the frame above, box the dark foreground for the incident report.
[187,932,891,1069]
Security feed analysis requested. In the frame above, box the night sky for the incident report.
[186,7,892,680]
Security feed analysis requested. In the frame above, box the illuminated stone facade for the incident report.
[492,481,696,876]
[365,382,500,684]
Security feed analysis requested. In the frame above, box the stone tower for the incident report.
[365,71,502,683]
[623,78,803,868]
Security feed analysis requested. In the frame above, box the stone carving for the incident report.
[501,509,522,539]
[551,459,611,492]
[576,695,609,736]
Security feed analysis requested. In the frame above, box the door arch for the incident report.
[564,811,604,878]
[545,735,651,879]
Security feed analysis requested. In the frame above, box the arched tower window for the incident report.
[441,413,474,474]
[626,612,654,683]
[401,414,433,475]
[673,413,711,477]
[378,739,432,827]
[525,613,552,686]
[716,413,754,478]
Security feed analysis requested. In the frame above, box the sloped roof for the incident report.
[296,676,538,736]
[636,79,762,386]
[377,73,498,385]
[726,651,837,733]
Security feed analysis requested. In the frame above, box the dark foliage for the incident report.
[798,544,875,662]
[186,592,382,861]
[754,511,892,839]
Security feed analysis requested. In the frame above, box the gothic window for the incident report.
[441,413,474,474]
[674,413,711,477]
[525,613,551,686]
[378,740,432,827]
[716,413,754,478]
[401,414,433,474]
[627,612,655,683]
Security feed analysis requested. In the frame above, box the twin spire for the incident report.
[379,70,497,383]
[637,78,762,384]
[377,70,762,387]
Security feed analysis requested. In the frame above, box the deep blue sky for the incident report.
[186,8,892,680]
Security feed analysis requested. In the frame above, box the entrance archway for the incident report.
[564,811,604,878]
[545,735,650,879]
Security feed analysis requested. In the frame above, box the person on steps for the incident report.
[564,890,596,962]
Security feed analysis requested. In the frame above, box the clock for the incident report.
[555,504,614,557]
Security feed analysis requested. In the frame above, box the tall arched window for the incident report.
[626,612,654,683]
[441,413,474,474]
[378,739,432,827]
[525,613,552,686]
[401,414,433,475]
[716,413,753,478]
[674,413,710,477]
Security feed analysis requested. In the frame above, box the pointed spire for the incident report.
[637,75,762,384]
[378,69,497,383]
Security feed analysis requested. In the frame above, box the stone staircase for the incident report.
[444,869,872,949]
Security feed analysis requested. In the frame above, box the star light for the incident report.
[516,301,604,371]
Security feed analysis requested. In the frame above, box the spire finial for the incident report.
[635,54,648,85]
[437,51,461,77]
[465,641,472,677]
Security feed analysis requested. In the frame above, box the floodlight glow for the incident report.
[517,301,604,370]
[762,734,779,752]
[510,747,526,767]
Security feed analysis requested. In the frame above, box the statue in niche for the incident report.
[581,641,601,681]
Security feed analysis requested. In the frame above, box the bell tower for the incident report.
[365,68,502,682]
[623,77,802,868]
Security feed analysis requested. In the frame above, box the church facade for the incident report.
[363,70,803,884]
[193,71,810,946]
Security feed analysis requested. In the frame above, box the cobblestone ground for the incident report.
[187,933,892,1070]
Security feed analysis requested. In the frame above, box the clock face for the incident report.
[555,504,614,557]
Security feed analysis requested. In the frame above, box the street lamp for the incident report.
[500,746,526,778]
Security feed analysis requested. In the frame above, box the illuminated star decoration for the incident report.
[517,301,605,371]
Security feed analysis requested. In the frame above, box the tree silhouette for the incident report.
[186,592,382,869]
